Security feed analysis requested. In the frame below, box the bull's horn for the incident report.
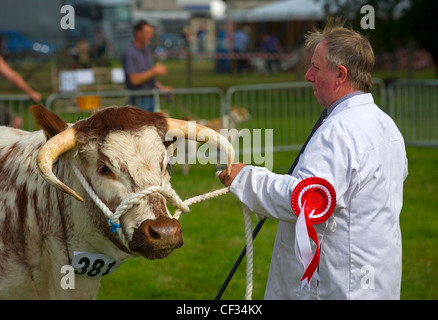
[166,118,235,175]
[37,127,84,202]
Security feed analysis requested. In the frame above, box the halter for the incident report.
[71,164,255,299]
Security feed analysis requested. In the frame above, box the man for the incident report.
[122,20,172,112]
[260,33,282,74]
[0,54,41,127]
[233,25,250,74]
[218,19,408,299]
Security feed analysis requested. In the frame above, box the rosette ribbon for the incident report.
[291,177,336,286]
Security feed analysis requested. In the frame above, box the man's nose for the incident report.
[305,68,313,82]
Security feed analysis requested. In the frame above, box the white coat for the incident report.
[230,93,408,299]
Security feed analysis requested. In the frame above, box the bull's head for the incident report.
[31,105,233,260]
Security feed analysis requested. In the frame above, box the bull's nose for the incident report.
[129,218,183,258]
[143,218,182,245]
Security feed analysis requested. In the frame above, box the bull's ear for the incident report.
[30,105,68,139]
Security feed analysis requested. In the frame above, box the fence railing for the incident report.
[225,78,387,153]
[0,94,36,131]
[45,88,224,125]
[1,78,437,149]
[388,80,438,147]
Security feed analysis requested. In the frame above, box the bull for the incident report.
[0,105,233,299]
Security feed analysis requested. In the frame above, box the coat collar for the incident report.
[326,92,374,120]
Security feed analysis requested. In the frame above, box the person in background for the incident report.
[260,33,282,74]
[76,37,91,68]
[196,23,208,53]
[233,25,251,74]
[92,28,109,67]
[122,20,172,112]
[0,54,41,128]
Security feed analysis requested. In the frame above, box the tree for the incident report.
[318,0,438,77]
[402,0,438,76]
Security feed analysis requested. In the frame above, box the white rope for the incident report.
[72,164,255,300]
[173,187,230,219]
[72,165,114,219]
[242,203,253,300]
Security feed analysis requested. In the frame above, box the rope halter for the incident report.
[71,164,254,300]
[72,164,226,243]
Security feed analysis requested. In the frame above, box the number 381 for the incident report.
[75,257,117,278]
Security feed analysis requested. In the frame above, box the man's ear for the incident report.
[336,65,349,85]
[30,105,68,139]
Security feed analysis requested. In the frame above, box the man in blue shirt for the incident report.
[260,34,282,74]
[122,20,172,112]
[233,26,250,74]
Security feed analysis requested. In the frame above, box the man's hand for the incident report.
[128,62,168,86]
[155,80,173,94]
[0,56,41,102]
[218,162,247,187]
[153,62,168,76]
[29,90,41,103]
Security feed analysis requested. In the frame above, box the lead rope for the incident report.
[72,164,255,300]
[242,203,254,300]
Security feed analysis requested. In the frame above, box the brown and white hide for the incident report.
[0,105,232,299]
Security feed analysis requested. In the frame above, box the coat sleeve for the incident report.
[229,125,359,222]
[230,165,298,222]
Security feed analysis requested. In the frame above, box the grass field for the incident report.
[96,146,438,300]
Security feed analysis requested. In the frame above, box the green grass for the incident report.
[96,146,438,300]
[399,147,438,299]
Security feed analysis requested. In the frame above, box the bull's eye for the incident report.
[99,165,112,175]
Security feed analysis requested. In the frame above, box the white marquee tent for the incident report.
[230,0,327,22]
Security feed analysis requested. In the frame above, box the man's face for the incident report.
[136,25,154,46]
[305,41,339,108]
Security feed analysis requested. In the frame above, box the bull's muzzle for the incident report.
[129,218,183,259]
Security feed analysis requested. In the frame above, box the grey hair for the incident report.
[305,17,375,93]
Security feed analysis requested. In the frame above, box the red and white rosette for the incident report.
[291,177,336,286]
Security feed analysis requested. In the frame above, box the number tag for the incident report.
[71,251,125,279]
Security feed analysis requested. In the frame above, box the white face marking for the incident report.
[102,128,169,188]
[77,127,173,242]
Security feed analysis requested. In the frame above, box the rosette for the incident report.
[291,177,336,285]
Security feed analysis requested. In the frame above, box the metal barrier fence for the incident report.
[388,80,438,147]
[226,81,318,154]
[225,78,387,153]
[45,88,224,125]
[0,94,36,131]
[1,78,437,149]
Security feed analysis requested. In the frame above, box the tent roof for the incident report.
[231,0,326,22]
